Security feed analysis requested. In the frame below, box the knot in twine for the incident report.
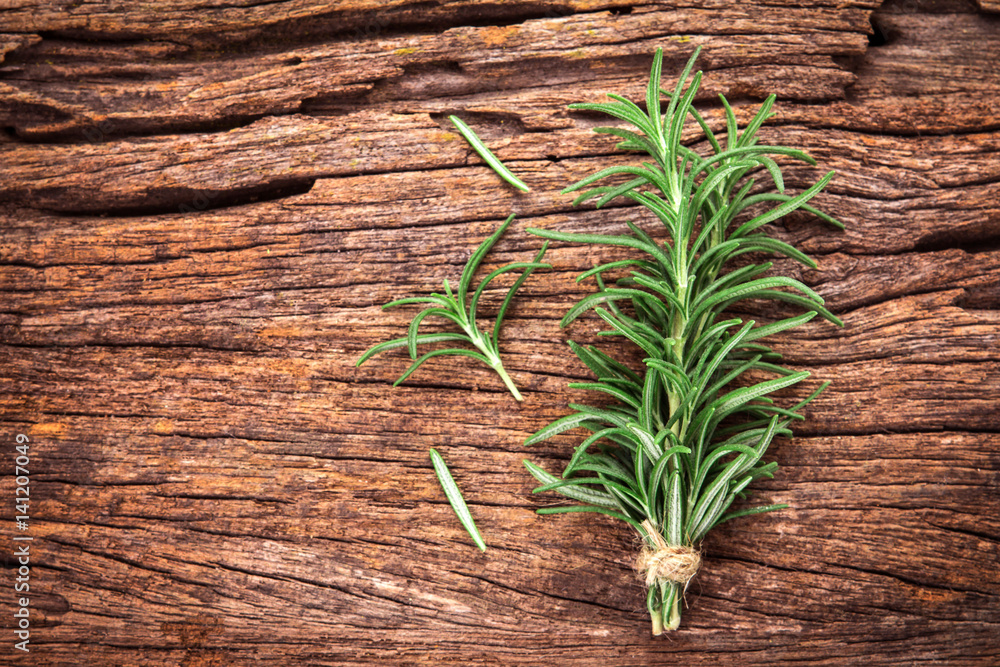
[635,520,701,588]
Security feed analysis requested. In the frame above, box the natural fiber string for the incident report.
[635,520,701,588]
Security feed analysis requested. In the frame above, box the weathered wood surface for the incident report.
[1,0,998,664]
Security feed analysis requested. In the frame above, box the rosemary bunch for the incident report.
[524,47,843,634]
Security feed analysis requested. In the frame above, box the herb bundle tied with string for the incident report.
[523,46,843,634]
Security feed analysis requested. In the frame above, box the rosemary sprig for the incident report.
[357,214,550,401]
[429,448,487,551]
[523,47,843,634]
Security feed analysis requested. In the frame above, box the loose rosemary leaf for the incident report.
[524,46,844,635]
[429,448,487,552]
[357,214,550,401]
[449,115,531,192]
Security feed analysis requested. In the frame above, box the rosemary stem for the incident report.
[491,359,523,402]
[664,587,682,632]
[668,290,688,442]
[650,582,683,635]
[466,325,524,402]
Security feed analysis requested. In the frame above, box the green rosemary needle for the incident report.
[449,115,531,192]
[430,448,487,552]
[523,47,843,634]
[357,214,550,401]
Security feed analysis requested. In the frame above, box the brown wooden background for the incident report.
[1,0,998,665]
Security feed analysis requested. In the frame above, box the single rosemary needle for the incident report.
[429,448,487,552]
[449,115,531,192]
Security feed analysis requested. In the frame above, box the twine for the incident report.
[635,520,701,588]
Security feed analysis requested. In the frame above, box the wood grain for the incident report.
[1,0,998,665]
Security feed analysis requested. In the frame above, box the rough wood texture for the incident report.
[1,0,998,664]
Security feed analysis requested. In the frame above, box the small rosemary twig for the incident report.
[357,214,550,401]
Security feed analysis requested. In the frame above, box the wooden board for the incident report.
[1,0,998,664]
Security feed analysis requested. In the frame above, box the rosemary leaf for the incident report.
[429,448,487,552]
[449,115,531,192]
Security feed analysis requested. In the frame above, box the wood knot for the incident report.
[635,520,701,587]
